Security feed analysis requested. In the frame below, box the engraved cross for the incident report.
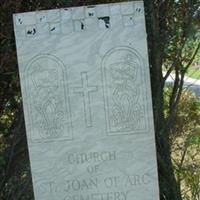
[73,72,98,127]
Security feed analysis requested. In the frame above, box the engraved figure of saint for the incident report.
[104,49,144,132]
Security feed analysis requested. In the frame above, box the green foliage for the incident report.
[0,0,200,200]
[186,67,200,80]
[165,89,200,200]
[162,1,200,77]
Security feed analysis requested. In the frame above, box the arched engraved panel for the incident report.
[25,54,72,142]
[101,47,148,135]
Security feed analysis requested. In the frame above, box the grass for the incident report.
[163,67,200,80]
[186,67,200,80]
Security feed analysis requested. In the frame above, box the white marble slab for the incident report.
[13,1,160,200]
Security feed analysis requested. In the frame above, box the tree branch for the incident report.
[184,42,200,71]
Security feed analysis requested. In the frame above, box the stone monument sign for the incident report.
[13,1,160,200]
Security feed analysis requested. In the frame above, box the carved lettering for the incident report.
[67,151,117,164]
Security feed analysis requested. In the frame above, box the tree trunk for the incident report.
[144,1,182,199]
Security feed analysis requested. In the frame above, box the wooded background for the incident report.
[0,0,200,200]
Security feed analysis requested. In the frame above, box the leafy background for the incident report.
[0,0,200,200]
